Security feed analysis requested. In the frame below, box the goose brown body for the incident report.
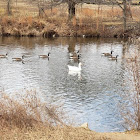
[39,52,50,58]
[0,53,8,58]
[109,55,119,60]
[12,55,24,61]
[102,51,113,56]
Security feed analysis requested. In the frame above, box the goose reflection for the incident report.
[68,70,82,80]
[68,38,80,63]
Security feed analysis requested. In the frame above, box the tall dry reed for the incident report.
[119,44,140,130]
[0,90,63,130]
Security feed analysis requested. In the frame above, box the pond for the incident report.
[0,37,133,132]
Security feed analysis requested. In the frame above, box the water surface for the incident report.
[0,37,132,132]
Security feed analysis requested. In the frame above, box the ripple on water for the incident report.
[0,37,133,132]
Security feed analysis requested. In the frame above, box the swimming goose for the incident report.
[69,50,79,57]
[70,54,81,63]
[109,55,119,60]
[12,55,24,61]
[102,50,113,56]
[70,54,80,59]
[39,52,50,58]
[0,53,8,58]
[68,62,82,72]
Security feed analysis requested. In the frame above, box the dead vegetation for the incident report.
[0,91,109,140]
[0,2,140,38]
[118,43,140,131]
[0,90,140,140]
[0,91,64,129]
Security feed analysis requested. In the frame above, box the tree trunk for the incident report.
[38,4,43,17]
[68,1,76,20]
[123,0,127,32]
[51,0,53,13]
[7,0,12,15]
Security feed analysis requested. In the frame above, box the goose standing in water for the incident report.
[102,50,113,57]
[0,53,8,58]
[39,52,50,58]
[68,62,82,72]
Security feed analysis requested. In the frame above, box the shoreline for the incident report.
[1,124,140,140]
[0,16,138,39]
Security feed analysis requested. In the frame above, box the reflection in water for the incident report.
[68,71,82,80]
[0,37,134,132]
[68,39,80,63]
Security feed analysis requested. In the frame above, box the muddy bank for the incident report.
[0,17,139,38]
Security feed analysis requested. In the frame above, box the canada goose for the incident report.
[109,55,119,60]
[39,52,50,58]
[70,54,81,63]
[102,50,113,56]
[68,62,82,72]
[12,55,24,61]
[0,53,8,58]
[70,54,80,59]
[69,50,79,57]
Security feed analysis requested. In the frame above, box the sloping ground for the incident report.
[0,126,140,140]
[101,131,140,140]
[0,90,140,140]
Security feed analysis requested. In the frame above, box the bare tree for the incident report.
[26,0,63,17]
[6,0,12,15]
[110,0,132,32]
[67,0,76,20]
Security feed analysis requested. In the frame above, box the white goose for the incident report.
[68,62,82,72]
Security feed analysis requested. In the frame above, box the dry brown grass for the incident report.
[117,43,140,131]
[0,91,64,130]
[0,91,139,140]
[0,91,110,140]
[0,125,99,140]
[0,1,139,37]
